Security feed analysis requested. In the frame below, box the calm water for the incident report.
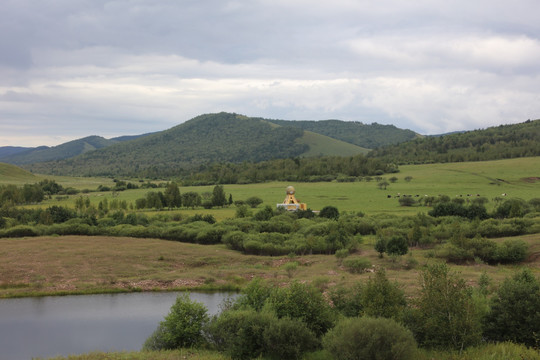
[0,292,235,360]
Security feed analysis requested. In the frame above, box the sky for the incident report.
[1,0,540,147]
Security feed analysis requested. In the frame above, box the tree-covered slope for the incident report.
[368,119,540,164]
[0,146,34,159]
[25,113,312,177]
[268,119,419,148]
[2,136,118,165]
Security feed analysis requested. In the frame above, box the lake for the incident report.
[0,291,236,360]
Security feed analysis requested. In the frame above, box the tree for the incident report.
[164,182,181,209]
[377,180,390,190]
[267,281,335,337]
[404,176,413,182]
[374,237,387,257]
[245,196,263,208]
[143,293,208,350]
[389,176,398,183]
[362,268,407,320]
[407,264,482,350]
[484,269,540,346]
[211,185,227,207]
[182,191,201,209]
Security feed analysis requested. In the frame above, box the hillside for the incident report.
[23,113,305,177]
[1,136,118,165]
[368,119,540,164]
[0,163,38,184]
[0,133,155,166]
[0,146,34,159]
[268,119,419,148]
[296,131,370,157]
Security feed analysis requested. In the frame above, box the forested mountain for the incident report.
[0,146,34,159]
[24,113,318,177]
[4,136,118,165]
[268,119,419,148]
[368,119,540,164]
[0,133,154,166]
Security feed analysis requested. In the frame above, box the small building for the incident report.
[276,186,307,211]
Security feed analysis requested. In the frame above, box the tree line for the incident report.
[368,119,540,164]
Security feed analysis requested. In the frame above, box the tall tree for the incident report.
[164,182,181,209]
[211,185,227,207]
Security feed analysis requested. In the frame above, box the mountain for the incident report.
[368,119,540,164]
[0,146,34,159]
[22,113,370,177]
[0,133,154,166]
[267,119,419,148]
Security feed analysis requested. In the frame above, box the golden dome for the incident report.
[286,186,295,195]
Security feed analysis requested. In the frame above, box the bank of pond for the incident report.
[2,268,539,360]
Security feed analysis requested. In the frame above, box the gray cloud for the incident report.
[1,0,539,146]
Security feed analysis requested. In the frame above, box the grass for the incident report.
[13,157,539,221]
[39,342,540,360]
[1,233,538,298]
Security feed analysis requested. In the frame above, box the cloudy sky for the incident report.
[1,0,539,147]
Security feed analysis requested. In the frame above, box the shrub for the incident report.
[319,206,339,220]
[494,239,528,264]
[361,268,407,320]
[143,293,208,350]
[343,257,371,274]
[399,197,416,207]
[0,225,39,238]
[267,282,335,337]
[245,196,263,208]
[322,317,417,360]
[263,317,318,360]
[386,235,409,256]
[328,282,364,317]
[407,263,482,350]
[205,309,272,359]
[484,269,540,347]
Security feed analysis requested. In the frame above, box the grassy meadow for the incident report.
[11,156,539,220]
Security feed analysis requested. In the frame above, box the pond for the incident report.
[0,291,236,360]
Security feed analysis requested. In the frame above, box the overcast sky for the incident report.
[1,0,539,147]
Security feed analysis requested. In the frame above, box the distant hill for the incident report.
[268,119,419,148]
[0,146,34,159]
[368,119,540,164]
[0,133,154,166]
[23,113,373,177]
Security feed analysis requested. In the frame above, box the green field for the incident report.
[11,157,538,220]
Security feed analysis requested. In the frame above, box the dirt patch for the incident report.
[521,177,540,183]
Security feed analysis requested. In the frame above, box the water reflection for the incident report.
[0,292,235,360]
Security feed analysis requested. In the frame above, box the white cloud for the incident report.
[1,0,540,146]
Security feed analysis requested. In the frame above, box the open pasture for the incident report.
[15,157,539,219]
[1,233,539,298]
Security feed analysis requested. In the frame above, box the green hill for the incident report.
[296,131,370,157]
[0,163,39,184]
[268,119,419,148]
[24,113,375,177]
[3,136,118,165]
[368,119,540,164]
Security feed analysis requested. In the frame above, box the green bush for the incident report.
[386,234,409,255]
[319,206,339,220]
[484,269,540,347]
[0,225,39,238]
[205,309,272,360]
[343,257,371,273]
[323,317,417,360]
[263,317,318,360]
[267,282,335,337]
[143,293,208,350]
